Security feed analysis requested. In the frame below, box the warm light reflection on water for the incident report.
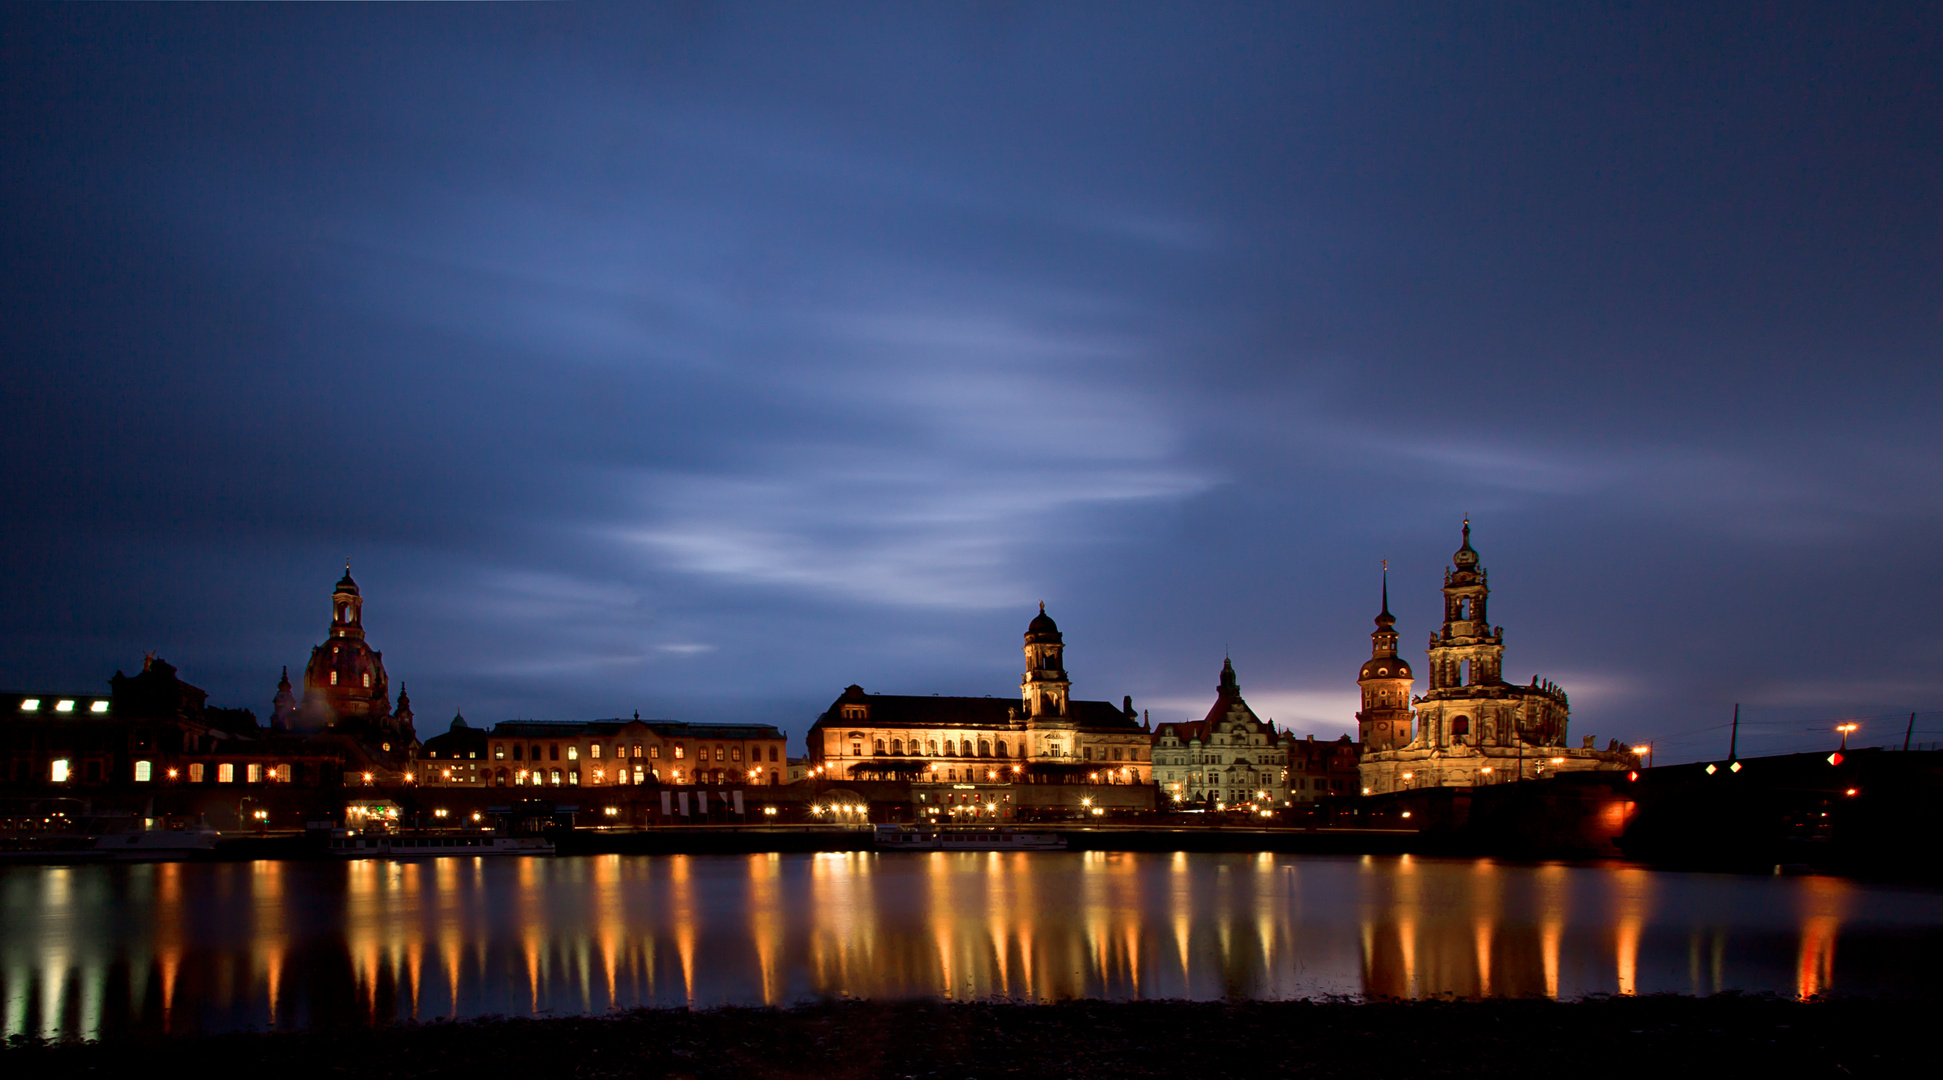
[2,852,1938,1039]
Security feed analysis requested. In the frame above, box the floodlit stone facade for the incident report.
[1358,522,1637,794]
[1151,659,1294,809]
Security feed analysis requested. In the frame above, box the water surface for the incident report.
[4,851,1939,1038]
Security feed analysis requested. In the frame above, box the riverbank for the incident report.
[0,996,1922,1078]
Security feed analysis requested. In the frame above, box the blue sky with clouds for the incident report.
[3,4,1939,760]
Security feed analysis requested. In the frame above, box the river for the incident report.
[3,851,1938,1038]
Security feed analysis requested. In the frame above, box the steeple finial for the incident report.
[1039,600,1045,614]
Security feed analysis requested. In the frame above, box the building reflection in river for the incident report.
[2,852,1938,1040]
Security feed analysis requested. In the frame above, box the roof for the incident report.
[813,692,1141,732]
[486,719,785,741]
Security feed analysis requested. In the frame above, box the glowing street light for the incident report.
[1837,723,1858,750]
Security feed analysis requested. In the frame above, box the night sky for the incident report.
[3,4,1938,761]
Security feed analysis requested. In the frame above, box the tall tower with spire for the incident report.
[1356,567,1415,752]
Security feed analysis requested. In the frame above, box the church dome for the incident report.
[1360,657,1413,681]
[1025,602,1062,643]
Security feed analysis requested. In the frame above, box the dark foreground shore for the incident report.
[3,996,1928,1079]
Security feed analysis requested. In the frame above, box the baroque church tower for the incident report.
[1422,519,1504,742]
[1356,569,1415,752]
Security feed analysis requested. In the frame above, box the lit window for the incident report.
[55,700,75,712]
[218,763,235,783]
[650,746,660,759]
[589,744,601,759]
[674,746,684,759]
[19,698,39,711]
[134,760,152,782]
[89,700,108,714]
[330,672,338,686]
[189,763,204,783]
[569,771,580,785]
[732,747,743,762]
[550,769,561,785]
[567,746,579,761]
[362,673,370,688]
[247,763,263,783]
[50,759,70,782]
[494,744,505,760]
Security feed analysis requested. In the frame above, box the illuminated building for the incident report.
[433,717,786,788]
[1,656,341,795]
[292,565,417,748]
[1151,659,1294,808]
[1357,521,1637,793]
[807,605,1151,787]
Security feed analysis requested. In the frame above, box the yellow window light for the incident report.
[90,700,108,713]
[55,700,75,712]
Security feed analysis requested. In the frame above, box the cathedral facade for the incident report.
[1357,523,1636,794]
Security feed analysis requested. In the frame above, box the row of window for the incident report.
[16,699,110,714]
[490,742,780,764]
[46,759,289,784]
[853,737,1143,762]
[471,766,776,787]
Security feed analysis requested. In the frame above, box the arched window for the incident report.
[891,738,903,754]
[995,739,1008,758]
[943,741,956,756]
[960,739,973,756]
[928,739,938,755]
[1451,716,1470,740]
[978,739,990,757]
[874,739,885,754]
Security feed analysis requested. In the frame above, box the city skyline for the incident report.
[3,5,1938,763]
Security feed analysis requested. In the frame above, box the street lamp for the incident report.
[1632,745,1652,768]
[1837,723,1858,751]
